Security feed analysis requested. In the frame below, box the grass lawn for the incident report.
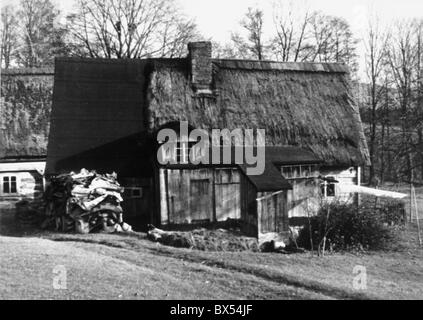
[1,208,422,299]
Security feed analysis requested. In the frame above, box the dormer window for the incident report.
[159,138,203,165]
[157,122,211,165]
[175,140,198,164]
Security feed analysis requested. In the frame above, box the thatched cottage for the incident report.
[46,42,370,240]
[0,68,53,207]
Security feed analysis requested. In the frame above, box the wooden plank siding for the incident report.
[160,167,244,226]
[189,178,213,222]
[240,173,259,237]
[257,191,289,234]
[158,166,289,240]
[215,168,241,221]
[120,177,152,230]
[161,168,215,224]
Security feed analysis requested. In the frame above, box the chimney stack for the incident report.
[188,41,213,94]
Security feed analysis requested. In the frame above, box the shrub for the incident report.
[361,197,406,226]
[297,200,398,252]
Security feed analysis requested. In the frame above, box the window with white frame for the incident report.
[175,140,198,164]
[2,176,17,194]
[159,138,200,164]
[320,177,336,198]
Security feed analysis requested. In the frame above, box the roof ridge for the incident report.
[212,59,349,73]
[1,67,54,75]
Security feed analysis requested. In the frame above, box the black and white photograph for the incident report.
[0,0,422,304]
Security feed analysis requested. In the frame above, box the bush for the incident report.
[297,200,398,252]
[361,197,406,226]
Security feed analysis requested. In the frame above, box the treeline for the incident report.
[0,0,201,67]
[357,19,423,185]
[214,3,359,77]
[1,0,423,185]
[0,1,359,71]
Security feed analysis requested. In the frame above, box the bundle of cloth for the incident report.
[44,169,132,233]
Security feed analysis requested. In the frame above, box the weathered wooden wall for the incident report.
[167,168,213,224]
[257,191,289,234]
[215,168,241,221]
[240,173,258,237]
[159,167,243,226]
[157,166,291,239]
[120,177,152,230]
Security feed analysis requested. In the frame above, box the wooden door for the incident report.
[258,192,288,234]
[121,177,151,229]
[215,169,241,221]
[190,178,212,222]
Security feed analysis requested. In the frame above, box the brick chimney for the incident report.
[188,41,213,94]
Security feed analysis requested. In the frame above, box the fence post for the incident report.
[412,186,422,247]
[410,183,413,223]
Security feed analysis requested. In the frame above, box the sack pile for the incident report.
[44,169,132,233]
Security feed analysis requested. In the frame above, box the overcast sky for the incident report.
[3,0,422,40]
[180,0,422,41]
[49,0,423,43]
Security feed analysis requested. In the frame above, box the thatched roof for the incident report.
[46,54,369,173]
[1,67,54,76]
[0,67,54,159]
[265,146,322,166]
[148,59,370,167]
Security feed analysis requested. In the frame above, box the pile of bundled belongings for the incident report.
[43,169,132,234]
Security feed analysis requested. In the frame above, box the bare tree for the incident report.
[17,0,64,67]
[364,15,390,185]
[67,0,201,59]
[415,21,423,180]
[310,13,358,74]
[157,15,201,58]
[386,20,421,182]
[211,41,241,59]
[231,7,267,60]
[271,1,314,62]
[0,5,18,69]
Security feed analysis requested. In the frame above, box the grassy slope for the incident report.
[0,235,328,300]
[1,224,422,300]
